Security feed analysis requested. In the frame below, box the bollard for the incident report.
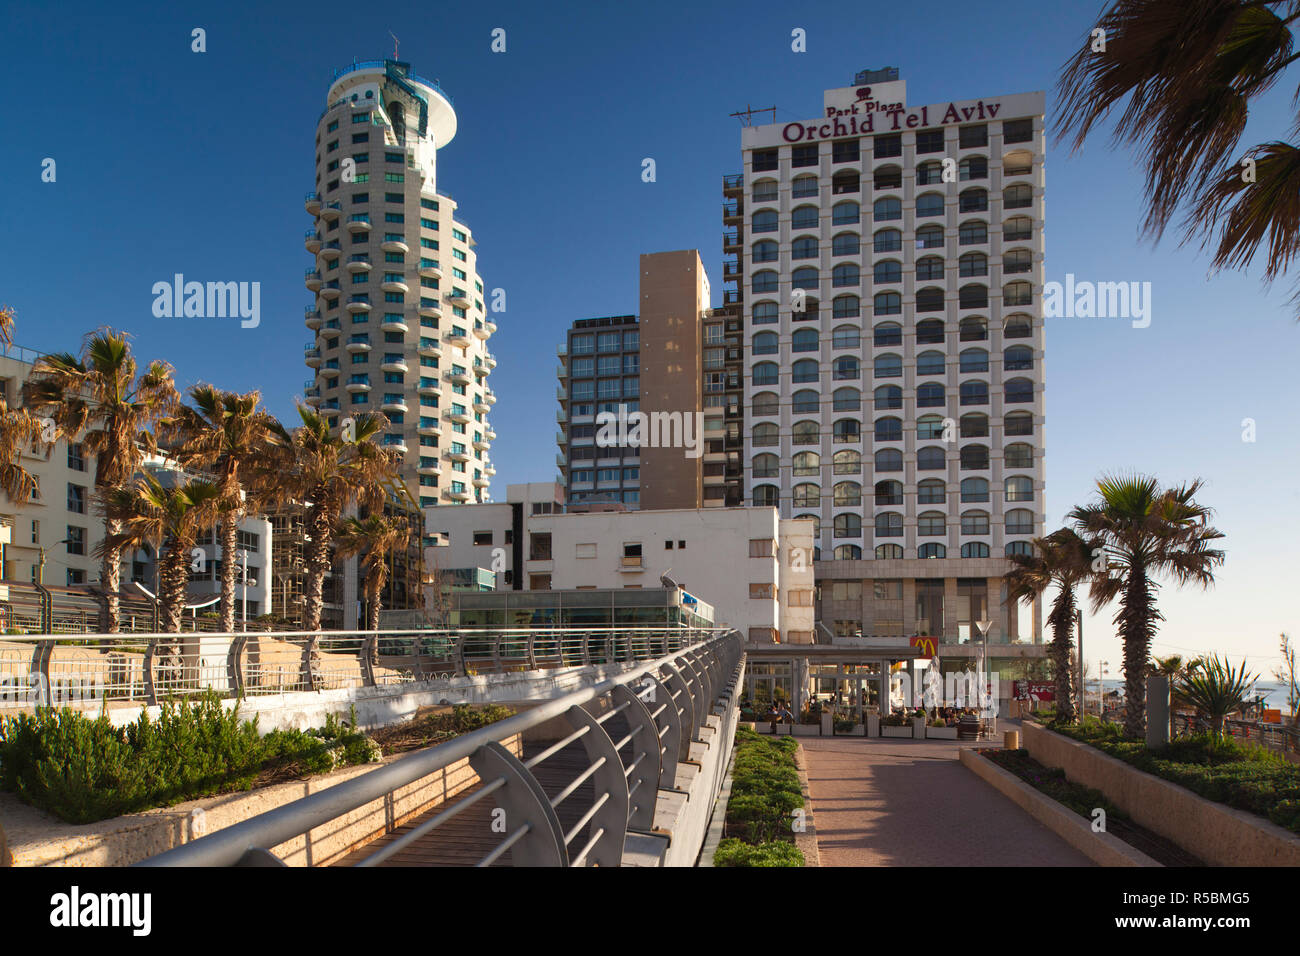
[1004,730,1020,750]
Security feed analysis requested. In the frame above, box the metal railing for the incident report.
[137,630,743,867]
[0,626,726,710]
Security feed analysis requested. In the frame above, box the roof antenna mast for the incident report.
[390,31,400,60]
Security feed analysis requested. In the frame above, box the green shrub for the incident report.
[713,838,804,867]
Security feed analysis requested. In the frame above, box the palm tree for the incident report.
[0,306,41,504]
[0,304,14,349]
[98,474,222,631]
[1005,527,1099,724]
[333,514,407,633]
[1178,654,1257,738]
[263,406,396,632]
[162,386,280,633]
[1056,0,1300,310]
[22,329,179,631]
[1070,474,1225,737]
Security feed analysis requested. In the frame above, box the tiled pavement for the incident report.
[799,734,1094,867]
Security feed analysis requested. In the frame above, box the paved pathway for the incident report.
[799,735,1093,866]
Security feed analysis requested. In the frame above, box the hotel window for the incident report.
[918,511,946,536]
[752,485,778,506]
[919,544,946,559]
[792,205,818,229]
[752,270,778,293]
[916,193,944,218]
[832,201,859,225]
[832,139,859,163]
[327,120,339,132]
[752,179,779,201]
[836,546,862,560]
[959,221,988,245]
[874,229,902,252]
[873,292,901,315]
[452,229,467,242]
[959,124,988,148]
[959,188,988,213]
[752,149,778,172]
[873,197,901,221]
[1005,379,1034,404]
[961,511,990,535]
[959,157,988,181]
[873,134,902,158]
[1005,476,1034,502]
[960,413,989,437]
[916,130,944,154]
[832,233,860,256]
[792,175,819,197]
[874,580,903,600]
[352,133,369,143]
[66,526,85,555]
[791,237,818,259]
[1003,119,1034,143]
[832,263,860,287]
[1006,509,1035,535]
[875,544,904,560]
[67,483,86,514]
[1005,443,1035,469]
[832,170,860,194]
[67,443,85,471]
[1005,412,1034,436]
[831,581,863,601]
[752,210,778,233]
[596,331,620,352]
[752,240,778,262]
[791,144,819,167]
[960,478,989,503]
[917,447,946,471]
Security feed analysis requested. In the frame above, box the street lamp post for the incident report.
[1099,660,1110,718]
[36,539,72,585]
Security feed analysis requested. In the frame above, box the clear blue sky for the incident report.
[2,0,1298,681]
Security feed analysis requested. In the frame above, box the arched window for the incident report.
[1003,183,1033,208]
[1005,443,1034,468]
[833,263,861,287]
[874,292,902,315]
[1004,411,1033,436]
[874,229,902,252]
[874,449,903,472]
[917,350,946,376]
[752,453,779,478]
[958,187,988,212]
[1006,509,1035,535]
[1003,280,1032,306]
[1002,248,1032,274]
[960,316,988,341]
[833,387,861,412]
[792,237,819,259]
[918,543,947,559]
[959,413,989,438]
[834,450,861,474]
[961,542,991,558]
[792,205,819,230]
[875,480,903,505]
[916,225,944,249]
[874,260,903,284]
[752,270,779,293]
[916,287,945,312]
[917,415,947,440]
[1004,345,1033,370]
[961,510,990,535]
[793,483,820,507]
[832,201,860,225]
[1005,378,1034,403]
[1005,475,1034,501]
[752,422,778,447]
[959,348,989,373]
[833,419,861,443]
[752,331,778,355]
[793,174,819,197]
[836,545,864,560]
[752,301,778,324]
[792,451,820,476]
[874,353,902,378]
[958,220,988,245]
[958,252,988,278]
[960,444,989,470]
[752,391,779,416]
[959,156,988,180]
[1004,314,1033,338]
[916,255,944,281]
[752,209,778,233]
[875,544,904,559]
[873,322,902,346]
[835,513,863,538]
[752,361,779,385]
[960,477,989,502]
[833,481,862,506]
[916,192,945,217]
[787,267,817,291]
[832,233,860,256]
[832,325,860,349]
[873,197,902,221]
[792,420,820,445]
[833,356,860,380]
[874,385,902,410]
[873,164,902,189]
[751,178,779,202]
[832,294,860,318]
[1005,541,1033,557]
[916,319,945,344]
[832,170,860,194]
[1004,217,1032,242]
[752,240,778,262]
[792,359,819,383]
[916,161,943,185]
[792,389,819,414]
[918,511,946,536]
[797,513,821,538]
[874,416,902,442]
[959,284,988,309]
[792,328,820,352]
[917,382,946,407]
[875,512,903,537]
[918,478,946,504]
[752,484,778,506]
[959,380,989,406]
[917,446,946,471]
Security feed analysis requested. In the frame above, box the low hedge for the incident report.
[1047,716,1300,835]
[716,727,804,866]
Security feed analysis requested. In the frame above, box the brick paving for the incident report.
[800,736,1094,867]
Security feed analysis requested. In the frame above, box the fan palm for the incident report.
[1056,0,1300,311]
[1070,474,1225,737]
[333,514,408,633]
[0,306,41,503]
[161,386,281,632]
[1177,654,1257,737]
[22,329,179,631]
[1005,527,1099,723]
[0,304,14,349]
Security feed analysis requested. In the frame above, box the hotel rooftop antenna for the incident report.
[729,105,776,127]
[390,31,400,59]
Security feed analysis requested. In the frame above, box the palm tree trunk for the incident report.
[1118,564,1159,737]
[219,509,242,633]
[100,518,122,633]
[1047,587,1077,724]
[301,498,333,688]
[158,545,188,633]
[367,580,382,633]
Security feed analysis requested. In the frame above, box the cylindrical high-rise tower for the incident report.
[303,59,496,508]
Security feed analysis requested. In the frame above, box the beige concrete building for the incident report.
[304,59,496,508]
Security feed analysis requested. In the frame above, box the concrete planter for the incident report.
[792,724,821,737]
[912,717,926,738]
[1022,721,1300,867]
[881,725,912,738]
[866,714,880,737]
[927,726,959,739]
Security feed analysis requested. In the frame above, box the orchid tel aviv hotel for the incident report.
[304,60,496,507]
[729,68,1046,656]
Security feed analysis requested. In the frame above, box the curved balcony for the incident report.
[484,427,496,441]
[305,192,321,215]
[483,390,497,405]
[382,279,409,294]
[305,230,322,253]
[446,291,473,308]
[346,258,372,273]
[305,309,323,330]
[472,436,490,451]
[347,217,372,234]
[381,317,409,333]
[381,237,409,254]
[320,285,342,302]
[447,330,472,348]
[418,340,441,358]
[484,464,496,476]
[345,381,371,393]
[346,300,373,314]
[418,380,439,396]
[320,201,342,221]
[472,363,489,378]
[473,322,490,340]
[447,448,471,462]
[484,319,498,335]
[419,262,443,279]
[472,476,490,488]
[417,461,441,475]
[418,301,443,319]
[483,352,497,369]
[446,409,472,424]
[418,420,441,436]
[447,488,470,502]
[304,346,322,368]
[381,357,409,373]
[446,369,472,386]
[381,399,408,414]
[472,398,490,414]
[304,269,323,291]
[346,340,372,353]
[383,440,409,455]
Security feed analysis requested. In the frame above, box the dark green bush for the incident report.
[714,837,804,867]
[721,727,805,861]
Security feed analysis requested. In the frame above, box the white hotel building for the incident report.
[730,68,1046,649]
